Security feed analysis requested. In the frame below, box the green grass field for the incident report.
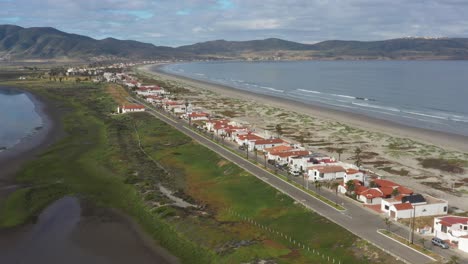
[0,77,402,263]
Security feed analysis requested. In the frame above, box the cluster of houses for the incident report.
[112,73,468,254]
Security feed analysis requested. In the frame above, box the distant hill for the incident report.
[0,25,186,61]
[179,38,468,60]
[2,24,468,61]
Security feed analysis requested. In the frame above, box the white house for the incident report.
[188,112,209,121]
[343,168,365,183]
[434,216,468,253]
[250,138,288,151]
[307,165,346,182]
[234,133,264,147]
[383,194,448,220]
[389,203,414,219]
[117,104,145,114]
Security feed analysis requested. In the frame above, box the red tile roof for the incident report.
[123,104,145,110]
[346,169,360,175]
[393,203,414,211]
[354,185,368,195]
[379,186,394,196]
[274,150,310,158]
[397,186,413,195]
[360,188,384,199]
[264,145,293,153]
[437,216,468,226]
[373,179,400,188]
[254,138,286,145]
[189,112,209,118]
[238,133,264,141]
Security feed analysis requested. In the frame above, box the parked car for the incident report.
[431,237,449,249]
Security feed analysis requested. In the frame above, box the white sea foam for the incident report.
[330,93,355,99]
[259,86,284,93]
[351,102,400,112]
[297,89,322,94]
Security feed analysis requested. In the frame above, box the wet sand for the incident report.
[141,64,468,153]
[0,196,179,264]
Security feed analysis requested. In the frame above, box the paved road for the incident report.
[129,97,446,264]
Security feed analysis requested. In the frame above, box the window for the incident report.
[464,226,467,231]
[384,205,389,210]
[443,206,447,212]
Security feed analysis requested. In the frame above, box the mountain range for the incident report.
[2,24,468,61]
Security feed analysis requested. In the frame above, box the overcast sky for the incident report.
[1,0,467,47]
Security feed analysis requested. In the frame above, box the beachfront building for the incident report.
[343,168,365,183]
[136,85,167,96]
[307,165,346,182]
[117,104,145,114]
[145,95,164,104]
[187,112,209,121]
[234,133,264,148]
[433,216,468,253]
[382,194,448,220]
[249,138,288,151]
[267,150,311,166]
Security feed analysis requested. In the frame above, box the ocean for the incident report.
[0,87,43,152]
[159,60,468,136]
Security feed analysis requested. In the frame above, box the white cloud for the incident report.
[218,19,281,30]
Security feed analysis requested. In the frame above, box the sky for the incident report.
[1,0,468,47]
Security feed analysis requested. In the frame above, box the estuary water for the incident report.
[0,87,43,152]
[160,60,468,136]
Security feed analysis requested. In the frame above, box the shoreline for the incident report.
[0,87,64,190]
[142,64,468,153]
[0,85,180,263]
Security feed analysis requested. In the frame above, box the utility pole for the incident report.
[411,205,416,244]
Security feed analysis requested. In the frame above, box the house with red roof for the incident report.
[117,104,145,114]
[358,188,384,205]
[307,165,346,182]
[234,133,264,148]
[382,193,448,220]
[145,95,164,104]
[434,215,468,253]
[250,138,288,151]
[187,112,209,121]
[267,150,310,166]
[136,85,166,96]
[343,168,365,183]
[389,203,414,219]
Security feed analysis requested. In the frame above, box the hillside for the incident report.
[0,25,187,61]
[2,25,468,61]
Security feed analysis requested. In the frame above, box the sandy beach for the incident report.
[139,64,468,210]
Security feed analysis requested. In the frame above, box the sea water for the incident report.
[160,60,468,136]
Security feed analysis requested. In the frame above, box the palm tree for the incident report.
[336,148,344,161]
[345,180,356,195]
[418,238,426,249]
[392,188,400,197]
[275,124,282,138]
[384,217,392,231]
[332,182,340,205]
[354,147,362,167]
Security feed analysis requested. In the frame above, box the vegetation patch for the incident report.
[418,158,466,173]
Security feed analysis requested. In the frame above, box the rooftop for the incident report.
[309,165,346,173]
[436,216,468,226]
[393,203,414,211]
